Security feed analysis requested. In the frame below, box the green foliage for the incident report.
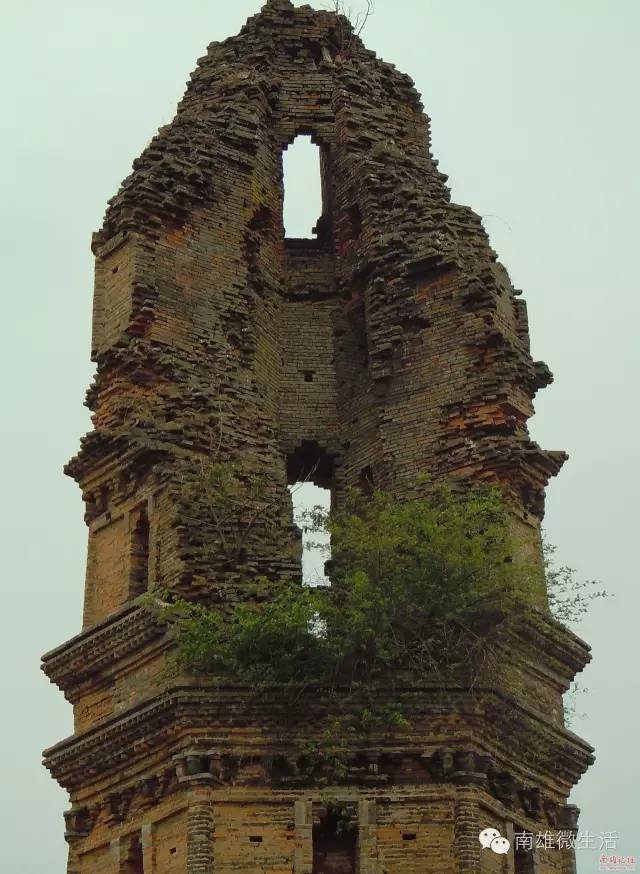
[540,542,607,726]
[154,478,607,737]
[563,680,589,728]
[542,540,607,726]
[299,735,351,785]
[164,581,326,687]
[178,457,273,561]
[309,484,533,685]
[544,540,608,624]
[160,482,542,718]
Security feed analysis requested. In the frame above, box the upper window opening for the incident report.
[283,136,323,239]
[286,440,333,490]
[359,465,374,496]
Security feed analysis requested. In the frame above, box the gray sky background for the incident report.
[1,1,638,871]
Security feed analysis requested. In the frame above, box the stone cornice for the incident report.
[512,612,591,683]
[62,749,581,848]
[43,683,594,797]
[41,604,168,693]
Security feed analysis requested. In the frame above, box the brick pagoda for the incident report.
[42,2,592,872]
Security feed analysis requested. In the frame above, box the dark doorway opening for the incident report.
[312,807,357,874]
[121,835,144,874]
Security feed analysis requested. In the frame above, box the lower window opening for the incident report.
[290,480,331,586]
[288,441,334,586]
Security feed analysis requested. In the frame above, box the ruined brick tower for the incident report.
[42,2,593,872]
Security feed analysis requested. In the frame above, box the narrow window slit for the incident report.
[515,836,536,874]
[348,203,362,239]
[129,504,150,598]
[359,464,374,495]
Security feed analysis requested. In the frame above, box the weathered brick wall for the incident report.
[154,811,188,873]
[67,0,566,623]
[83,515,128,625]
[376,796,456,872]
[63,785,578,873]
[80,475,179,628]
[43,2,592,871]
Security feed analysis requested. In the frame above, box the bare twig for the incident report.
[353,0,373,38]
[326,0,374,55]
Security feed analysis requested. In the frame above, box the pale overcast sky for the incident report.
[1,2,638,872]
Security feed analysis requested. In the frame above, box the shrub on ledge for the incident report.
[158,482,541,703]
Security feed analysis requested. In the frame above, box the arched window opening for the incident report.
[287,440,333,490]
[287,441,333,586]
[282,136,324,239]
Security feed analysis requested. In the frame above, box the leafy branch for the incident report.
[544,539,608,624]
[155,481,606,736]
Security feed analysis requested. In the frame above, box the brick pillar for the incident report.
[357,799,378,874]
[186,790,215,874]
[505,822,516,874]
[66,843,81,874]
[294,799,313,874]
[110,837,122,872]
[561,848,577,874]
[141,823,153,874]
[454,788,481,873]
